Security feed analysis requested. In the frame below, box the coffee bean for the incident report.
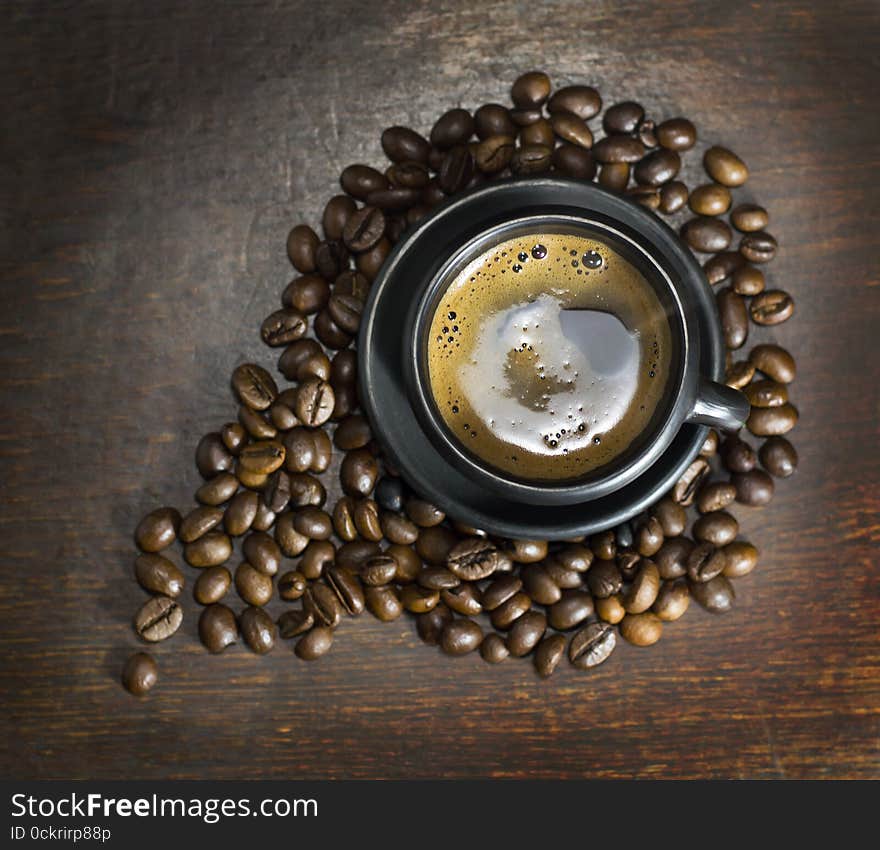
[447,538,509,581]
[359,554,398,587]
[239,606,276,655]
[569,622,617,668]
[717,288,749,350]
[314,308,353,349]
[134,595,182,643]
[341,164,388,200]
[747,403,798,437]
[760,436,798,478]
[364,585,403,622]
[681,216,733,253]
[135,553,185,598]
[603,101,644,134]
[440,618,484,655]
[333,415,372,451]
[721,435,757,473]
[225,490,259,537]
[749,344,796,384]
[622,559,661,614]
[260,308,307,348]
[729,205,769,235]
[430,108,474,149]
[590,530,616,561]
[556,544,593,573]
[293,379,334,427]
[740,231,778,264]
[659,180,689,214]
[651,497,686,537]
[547,85,601,119]
[301,541,336,582]
[726,360,756,389]
[507,610,547,657]
[315,239,350,281]
[441,583,482,617]
[193,566,231,605]
[233,561,272,607]
[330,349,358,390]
[732,469,776,506]
[521,565,562,605]
[508,539,548,564]
[322,194,358,240]
[688,183,731,216]
[750,289,794,325]
[686,542,727,583]
[199,603,237,653]
[231,363,277,411]
[352,498,381,542]
[415,603,451,645]
[275,571,306,603]
[490,591,531,630]
[184,531,232,568]
[703,250,746,285]
[381,126,430,164]
[482,575,523,611]
[696,481,737,514]
[303,582,344,628]
[380,511,418,545]
[437,145,475,194]
[673,458,711,506]
[278,608,314,639]
[511,143,552,174]
[549,143,595,180]
[745,380,788,408]
[293,507,333,541]
[617,550,641,582]
[598,162,630,191]
[330,383,358,421]
[586,559,622,599]
[634,149,681,186]
[731,265,765,296]
[693,511,739,547]
[221,423,247,455]
[343,208,385,255]
[530,634,565,678]
[122,652,158,696]
[473,104,515,140]
[287,224,320,272]
[479,632,510,664]
[620,612,663,646]
[178,506,223,544]
[656,117,697,151]
[543,559,580,589]
[282,274,331,315]
[238,440,286,477]
[252,501,276,532]
[700,430,720,458]
[595,594,626,624]
[511,70,551,108]
[723,540,759,578]
[239,531,280,577]
[690,574,736,613]
[281,428,314,474]
[397,583,438,614]
[546,590,593,631]
[295,625,334,660]
[235,464,268,491]
[268,400,298,431]
[656,537,694,579]
[405,498,445,527]
[627,186,660,209]
[704,146,748,186]
[135,506,181,552]
[385,544,419,584]
[637,117,658,148]
[635,516,664,557]
[550,112,593,148]
[340,448,378,497]
[274,508,309,554]
[649,579,689,622]
[593,135,646,163]
[413,529,456,565]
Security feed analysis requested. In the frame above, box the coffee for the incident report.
[426,229,673,481]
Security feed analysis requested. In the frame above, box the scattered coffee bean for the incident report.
[703,145,748,186]
[134,595,182,643]
[287,224,320,272]
[296,626,334,660]
[603,101,644,134]
[750,289,793,324]
[365,585,403,622]
[689,183,731,216]
[693,511,739,546]
[534,633,566,677]
[749,344,796,383]
[135,506,181,552]
[673,458,711,506]
[122,652,158,696]
[696,480,737,514]
[681,216,733,253]
[620,612,663,646]
[723,541,759,578]
[595,594,626,624]
[199,603,238,653]
[184,531,232,568]
[569,622,617,669]
[135,554,184,598]
[740,231,778,264]
[194,566,232,605]
[721,435,757,473]
[441,618,484,655]
[278,609,315,639]
[686,542,727,583]
[447,538,510,580]
[634,149,681,186]
[690,574,736,613]
[240,606,276,655]
[760,436,798,478]
[622,559,661,614]
[656,117,696,151]
[652,580,690,621]
[747,403,798,436]
[731,203,769,232]
[732,469,776,506]
[340,448,378,496]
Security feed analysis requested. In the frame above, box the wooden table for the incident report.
[2,0,878,779]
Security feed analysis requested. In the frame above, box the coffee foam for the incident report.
[427,231,673,481]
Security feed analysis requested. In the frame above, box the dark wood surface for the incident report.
[2,0,878,780]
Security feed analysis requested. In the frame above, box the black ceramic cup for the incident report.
[359,177,749,538]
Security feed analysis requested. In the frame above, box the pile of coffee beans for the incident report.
[122,71,797,693]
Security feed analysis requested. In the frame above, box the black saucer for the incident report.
[358,177,721,539]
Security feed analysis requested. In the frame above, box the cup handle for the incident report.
[687,377,750,433]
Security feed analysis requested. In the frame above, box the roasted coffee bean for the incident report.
[194,566,231,605]
[399,583,439,614]
[240,531,280,577]
[134,595,182,643]
[547,590,594,631]
[438,145,476,194]
[293,507,333,541]
[749,344,796,383]
[673,458,711,506]
[326,565,365,615]
[652,580,690,621]
[359,554,398,587]
[569,622,616,669]
[556,544,593,573]
[547,84,601,119]
[587,559,622,598]
[441,618,484,655]
[681,216,733,253]
[507,611,547,657]
[542,559,581,589]
[278,608,314,639]
[760,436,798,478]
[651,497,686,537]
[603,100,644,134]
[550,112,593,148]
[482,575,523,611]
[620,612,663,646]
[617,550,641,582]
[334,415,372,451]
[416,525,457,565]
[622,559,661,614]
[287,224,320,272]
[552,143,596,179]
[330,349,358,390]
[637,117,658,148]
[474,134,515,173]
[199,603,237,653]
[224,490,259,537]
[322,194,358,240]
[342,206,385,253]
[723,541,759,578]
[221,422,247,455]
[134,508,181,552]
[237,406,277,441]
[656,117,697,151]
[634,149,681,186]
[416,603,453,645]
[296,625,334,660]
[480,632,510,664]
[447,538,509,581]
[277,570,307,602]
[122,652,158,695]
[303,582,344,628]
[196,433,234,479]
[293,379,334,427]
[740,231,778,264]
[238,440,286,476]
[352,499,382,542]
[179,506,224,544]
[731,265,766,296]
[511,70,551,107]
[386,544,420,584]
[315,239,350,281]
[299,540,335,581]
[341,163,388,200]
[704,145,748,186]
[726,360,756,389]
[595,594,626,624]
[598,162,630,191]
[269,400,299,431]
[234,561,272,607]
[593,135,646,163]
[235,464,268,491]
[690,574,736,613]
[381,125,430,164]
[239,606,276,655]
[430,108,474,148]
[405,498,445,527]
[340,448,378,496]
[135,553,185,598]
[731,203,769,232]
[380,511,418,545]
[511,143,552,174]
[331,382,358,420]
[703,250,746,285]
[696,481,737,514]
[474,103,516,139]
[747,403,798,436]
[364,584,403,622]
[231,363,277,411]
[331,496,357,542]
[732,469,776,506]
[252,501,276,532]
[441,583,482,616]
[750,289,794,325]
[365,186,421,212]
[282,428,315,474]
[627,186,660,209]
[282,274,330,315]
[274,511,310,556]
[700,430,720,457]
[717,288,749,350]
[261,308,307,347]
[689,183,731,216]
[745,380,788,408]
[507,539,548,564]
[490,591,532,630]
[262,469,290,513]
[693,511,739,547]
[686,542,726,583]
[659,180,689,214]
[635,516,664,557]
[521,565,562,606]
[184,531,232,568]
[721,435,757,473]
[656,538,693,581]
[590,530,617,561]
[314,308,353,349]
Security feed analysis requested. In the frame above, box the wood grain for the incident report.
[1,0,878,779]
